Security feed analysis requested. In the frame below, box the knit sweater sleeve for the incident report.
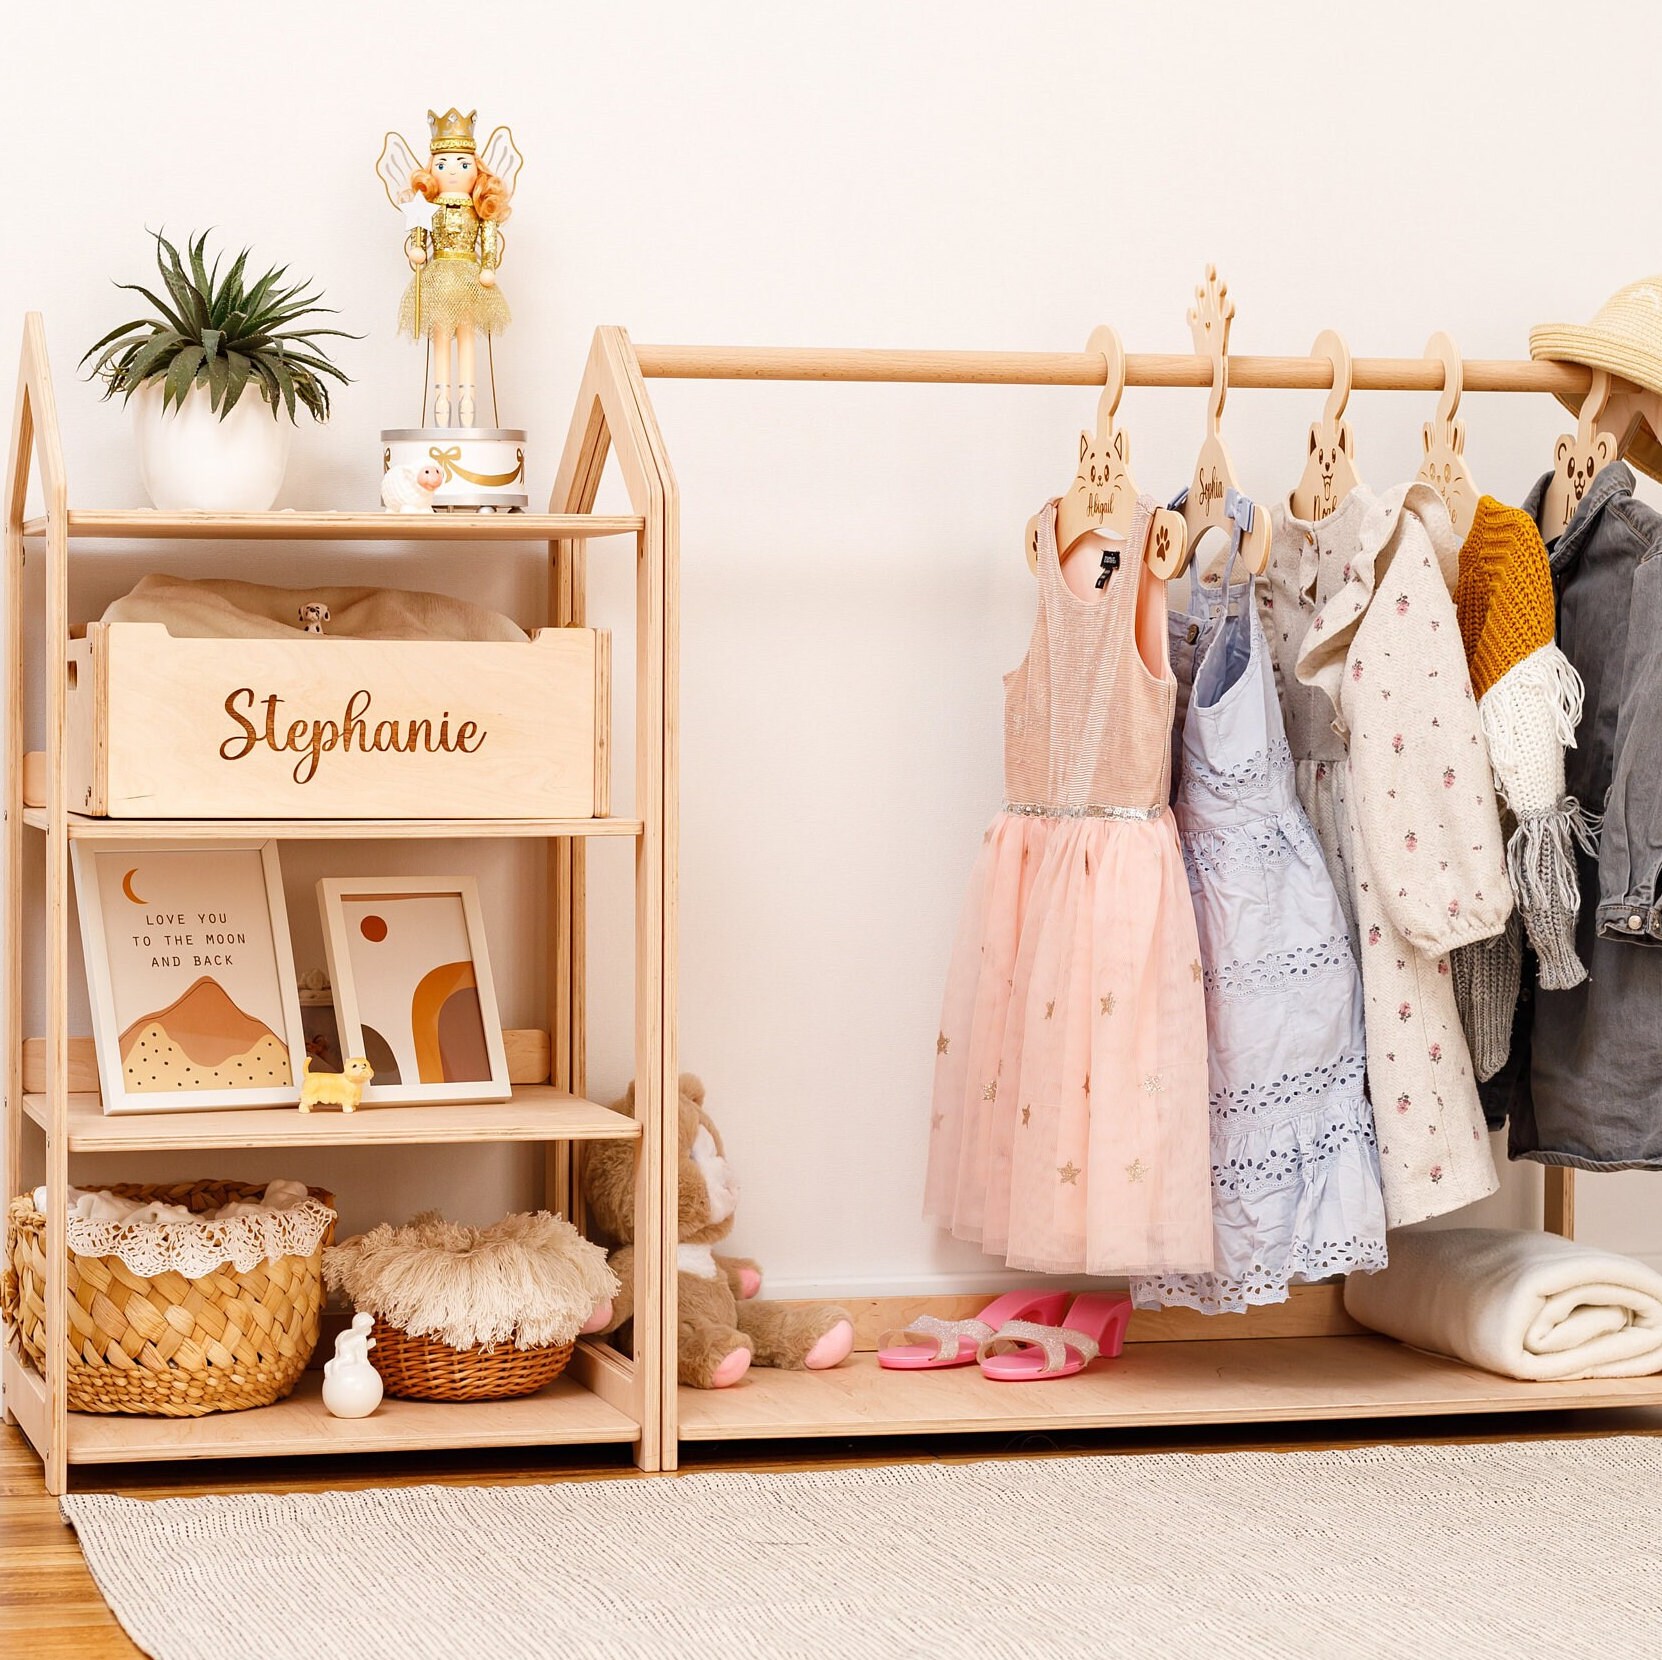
[1343,522,1513,957]
[1478,647,1589,987]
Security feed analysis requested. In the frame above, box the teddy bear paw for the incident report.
[578,1297,615,1335]
[735,1266,762,1299]
[803,1319,855,1370]
[710,1347,753,1389]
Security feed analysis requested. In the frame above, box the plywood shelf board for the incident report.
[21,510,644,541]
[21,807,642,839]
[21,1029,554,1095]
[676,1340,1662,1441]
[21,1084,640,1151]
[50,1371,640,1463]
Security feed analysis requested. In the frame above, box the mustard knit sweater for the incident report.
[1454,496,1587,993]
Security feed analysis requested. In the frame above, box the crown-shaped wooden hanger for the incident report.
[1415,331,1478,539]
[1288,330,1364,523]
[1028,326,1188,579]
[1157,266,1270,579]
[1542,368,1619,537]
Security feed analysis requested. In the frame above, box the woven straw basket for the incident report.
[369,1317,574,1401]
[2,1180,334,1417]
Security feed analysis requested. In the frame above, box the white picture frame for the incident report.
[71,839,306,1114]
[317,876,510,1105]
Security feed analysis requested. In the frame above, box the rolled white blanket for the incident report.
[1344,1227,1662,1381]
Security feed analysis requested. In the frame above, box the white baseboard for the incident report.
[754,1269,1127,1301]
[731,1250,1662,1303]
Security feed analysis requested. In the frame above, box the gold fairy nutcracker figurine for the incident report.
[376,108,523,428]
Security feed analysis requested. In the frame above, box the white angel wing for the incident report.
[480,125,524,197]
[375,130,424,209]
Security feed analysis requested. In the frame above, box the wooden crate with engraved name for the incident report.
[64,621,610,819]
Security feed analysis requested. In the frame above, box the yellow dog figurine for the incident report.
[298,1056,375,1113]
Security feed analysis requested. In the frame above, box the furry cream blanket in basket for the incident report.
[324,1212,617,1351]
[1343,1227,1662,1380]
[103,573,526,642]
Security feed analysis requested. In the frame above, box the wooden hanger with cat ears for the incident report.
[1288,330,1364,523]
[1415,332,1479,539]
[1155,266,1271,580]
[1026,326,1188,578]
[1542,367,1619,538]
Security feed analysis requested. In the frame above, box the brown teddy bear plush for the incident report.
[582,1074,854,1388]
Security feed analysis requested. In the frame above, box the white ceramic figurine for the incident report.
[381,460,443,512]
[321,1311,384,1419]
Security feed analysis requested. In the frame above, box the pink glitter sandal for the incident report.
[976,1291,1132,1380]
[876,1289,1070,1371]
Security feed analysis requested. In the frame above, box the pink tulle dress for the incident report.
[924,498,1214,1277]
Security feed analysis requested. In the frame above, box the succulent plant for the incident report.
[82,231,355,422]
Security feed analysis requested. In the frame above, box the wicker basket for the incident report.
[369,1317,573,1402]
[2,1180,334,1417]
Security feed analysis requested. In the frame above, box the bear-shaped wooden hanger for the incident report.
[1415,331,1478,539]
[1543,368,1618,538]
[1027,325,1186,580]
[1289,329,1364,524]
[1158,266,1271,579]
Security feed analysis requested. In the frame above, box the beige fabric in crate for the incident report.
[103,573,527,642]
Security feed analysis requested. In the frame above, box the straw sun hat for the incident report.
[1530,275,1662,483]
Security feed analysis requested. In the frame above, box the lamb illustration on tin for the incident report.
[298,1055,375,1113]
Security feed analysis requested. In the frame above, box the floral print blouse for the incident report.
[1294,483,1511,1226]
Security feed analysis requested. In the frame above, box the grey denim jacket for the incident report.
[1506,461,1662,1167]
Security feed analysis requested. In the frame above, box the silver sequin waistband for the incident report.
[1002,800,1167,821]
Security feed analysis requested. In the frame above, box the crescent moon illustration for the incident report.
[121,868,146,905]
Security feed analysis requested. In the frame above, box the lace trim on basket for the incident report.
[1132,1236,1389,1317]
[1203,935,1357,1002]
[64,1199,337,1279]
[1178,736,1294,804]
[1180,808,1318,879]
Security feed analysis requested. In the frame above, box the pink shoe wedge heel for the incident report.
[876,1289,1071,1371]
[976,1291,1133,1381]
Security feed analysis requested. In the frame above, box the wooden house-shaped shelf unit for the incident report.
[2,319,676,1492]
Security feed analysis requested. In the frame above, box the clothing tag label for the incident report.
[1095,548,1121,590]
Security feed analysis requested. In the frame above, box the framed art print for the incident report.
[317,877,510,1105]
[71,840,306,1114]
[299,980,343,1074]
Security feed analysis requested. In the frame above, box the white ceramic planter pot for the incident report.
[132,380,294,511]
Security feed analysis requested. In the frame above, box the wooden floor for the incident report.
[9,1410,1662,1658]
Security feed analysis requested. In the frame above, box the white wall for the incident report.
[9,0,1662,1290]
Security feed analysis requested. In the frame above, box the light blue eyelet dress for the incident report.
[1131,494,1387,1314]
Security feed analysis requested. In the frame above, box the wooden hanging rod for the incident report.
[634,345,1595,394]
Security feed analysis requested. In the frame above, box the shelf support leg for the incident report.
[1544,1166,1575,1239]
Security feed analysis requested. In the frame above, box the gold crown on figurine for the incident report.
[427,107,478,154]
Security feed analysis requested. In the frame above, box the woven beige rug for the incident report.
[63,1438,1662,1660]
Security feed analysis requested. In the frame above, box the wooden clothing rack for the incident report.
[626,329,1641,1469]
[1,315,1650,1497]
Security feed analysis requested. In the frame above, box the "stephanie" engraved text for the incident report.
[219,688,488,785]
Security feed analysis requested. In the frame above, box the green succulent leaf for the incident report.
[163,345,205,410]
[205,350,231,412]
[221,351,254,415]
[83,230,359,422]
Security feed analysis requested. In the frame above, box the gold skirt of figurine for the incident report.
[398,261,512,339]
